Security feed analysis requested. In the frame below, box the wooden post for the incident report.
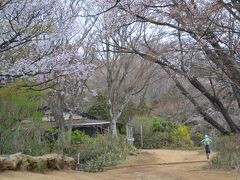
[126,123,129,140]
[140,124,143,148]
[126,119,134,145]
[76,152,80,170]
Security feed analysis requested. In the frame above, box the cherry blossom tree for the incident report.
[0,0,95,86]
[0,0,97,146]
[48,45,96,145]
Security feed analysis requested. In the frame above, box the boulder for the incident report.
[0,153,75,171]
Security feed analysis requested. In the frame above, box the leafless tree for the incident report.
[94,0,240,134]
[90,29,157,136]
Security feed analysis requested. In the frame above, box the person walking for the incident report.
[201,134,213,159]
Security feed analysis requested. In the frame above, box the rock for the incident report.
[0,153,75,171]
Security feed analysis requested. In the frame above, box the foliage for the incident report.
[70,130,90,144]
[119,100,137,124]
[0,81,43,121]
[64,133,134,172]
[88,92,109,120]
[0,81,43,154]
[135,132,172,149]
[88,92,151,124]
[0,0,95,84]
[211,135,240,170]
[171,126,192,146]
[137,101,151,116]
[23,137,52,156]
[194,132,204,144]
[133,116,192,149]
[150,117,178,133]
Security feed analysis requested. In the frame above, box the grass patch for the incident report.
[64,133,135,172]
[210,135,240,170]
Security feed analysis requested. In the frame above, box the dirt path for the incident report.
[0,149,239,180]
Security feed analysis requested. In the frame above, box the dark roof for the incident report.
[21,118,110,130]
[71,119,110,127]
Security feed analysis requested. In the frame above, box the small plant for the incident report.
[194,132,203,140]
[194,132,203,145]
[70,130,90,144]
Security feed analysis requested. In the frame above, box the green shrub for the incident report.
[194,132,203,143]
[150,117,178,134]
[64,134,133,172]
[133,116,192,149]
[87,92,109,120]
[23,137,52,156]
[70,130,90,144]
[81,155,105,172]
[135,132,172,149]
[0,81,43,154]
[211,135,240,170]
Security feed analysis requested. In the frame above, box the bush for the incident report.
[87,92,109,120]
[193,132,204,144]
[70,130,90,144]
[0,81,43,154]
[64,133,134,172]
[150,117,178,133]
[211,135,240,170]
[133,116,192,149]
[23,138,53,156]
[171,126,192,146]
[135,132,172,149]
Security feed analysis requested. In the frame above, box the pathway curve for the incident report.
[0,149,239,180]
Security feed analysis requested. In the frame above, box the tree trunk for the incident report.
[162,67,230,135]
[187,77,240,133]
[196,38,240,89]
[67,111,73,145]
[111,118,118,137]
[232,84,240,109]
[49,91,66,151]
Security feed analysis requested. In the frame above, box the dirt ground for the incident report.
[0,149,239,180]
